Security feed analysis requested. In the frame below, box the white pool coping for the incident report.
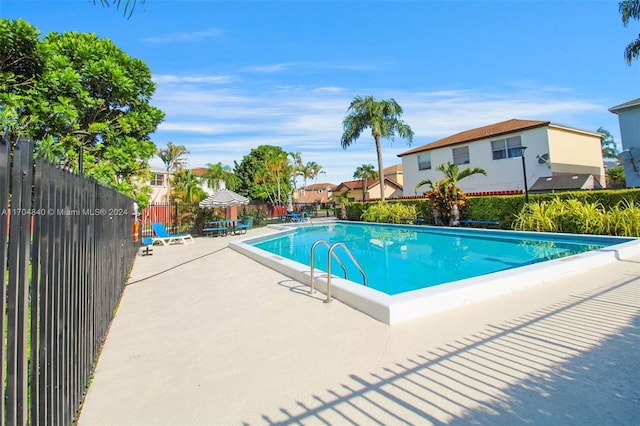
[229,222,640,325]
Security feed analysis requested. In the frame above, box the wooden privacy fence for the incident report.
[0,137,139,425]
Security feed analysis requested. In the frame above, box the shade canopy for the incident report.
[199,189,250,208]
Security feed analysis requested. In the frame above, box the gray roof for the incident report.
[529,174,603,192]
[609,98,640,114]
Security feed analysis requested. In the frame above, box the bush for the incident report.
[513,198,640,237]
[360,201,418,224]
[240,206,269,227]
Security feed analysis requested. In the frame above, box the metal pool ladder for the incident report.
[309,240,367,303]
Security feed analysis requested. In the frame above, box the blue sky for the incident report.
[2,0,639,185]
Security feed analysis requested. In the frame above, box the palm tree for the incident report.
[157,142,189,202]
[202,162,238,191]
[341,96,414,201]
[260,149,291,207]
[306,161,325,184]
[331,189,351,220]
[289,151,304,200]
[95,0,143,18]
[415,162,487,226]
[606,167,626,188]
[353,164,378,201]
[289,152,303,183]
[415,162,487,194]
[170,169,205,204]
[620,0,640,64]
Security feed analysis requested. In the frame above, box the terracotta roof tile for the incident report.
[303,183,337,190]
[397,119,549,157]
[190,167,208,176]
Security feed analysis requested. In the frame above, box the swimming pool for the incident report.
[230,221,639,324]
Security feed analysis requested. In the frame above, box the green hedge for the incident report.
[343,189,640,231]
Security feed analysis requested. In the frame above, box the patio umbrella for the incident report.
[286,193,293,213]
[199,189,250,209]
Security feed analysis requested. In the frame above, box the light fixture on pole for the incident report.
[517,146,529,203]
[71,130,90,175]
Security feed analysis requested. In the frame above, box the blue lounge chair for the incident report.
[151,222,194,245]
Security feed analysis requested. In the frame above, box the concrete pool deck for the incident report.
[78,224,640,425]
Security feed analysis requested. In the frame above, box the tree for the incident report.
[202,162,238,191]
[331,189,351,220]
[261,148,291,207]
[289,151,303,182]
[353,164,378,201]
[597,127,619,159]
[341,96,414,201]
[289,151,304,198]
[0,19,165,206]
[606,167,626,188]
[305,161,325,184]
[170,169,206,204]
[415,162,487,226]
[158,142,189,173]
[234,145,292,205]
[157,142,189,201]
[95,0,144,18]
[620,0,640,64]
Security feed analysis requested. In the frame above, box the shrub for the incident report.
[513,198,640,237]
[360,201,418,224]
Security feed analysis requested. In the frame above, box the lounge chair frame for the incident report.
[151,222,194,245]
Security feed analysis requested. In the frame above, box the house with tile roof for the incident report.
[398,119,605,196]
[149,166,170,203]
[148,166,227,203]
[294,183,337,206]
[334,177,403,201]
[609,98,640,188]
[190,166,227,195]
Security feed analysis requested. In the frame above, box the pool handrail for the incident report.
[309,240,368,304]
[310,240,348,293]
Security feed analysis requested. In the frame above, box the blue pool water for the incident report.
[252,222,632,295]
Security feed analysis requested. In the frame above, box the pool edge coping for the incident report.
[229,222,640,325]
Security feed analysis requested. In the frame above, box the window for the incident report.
[492,136,523,160]
[417,153,431,170]
[150,173,165,186]
[452,146,470,165]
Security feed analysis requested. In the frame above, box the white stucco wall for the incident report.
[403,127,552,195]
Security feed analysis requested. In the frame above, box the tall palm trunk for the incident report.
[165,168,171,202]
[361,179,366,201]
[374,134,385,201]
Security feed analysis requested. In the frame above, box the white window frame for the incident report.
[492,136,523,160]
[151,173,165,186]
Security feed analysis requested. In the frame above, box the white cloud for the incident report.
[153,74,237,85]
[142,27,224,43]
[242,63,294,73]
[150,76,611,185]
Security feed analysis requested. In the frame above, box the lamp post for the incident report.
[71,130,90,175]
[517,146,529,203]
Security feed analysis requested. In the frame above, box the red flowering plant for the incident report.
[416,162,486,226]
[425,180,467,225]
